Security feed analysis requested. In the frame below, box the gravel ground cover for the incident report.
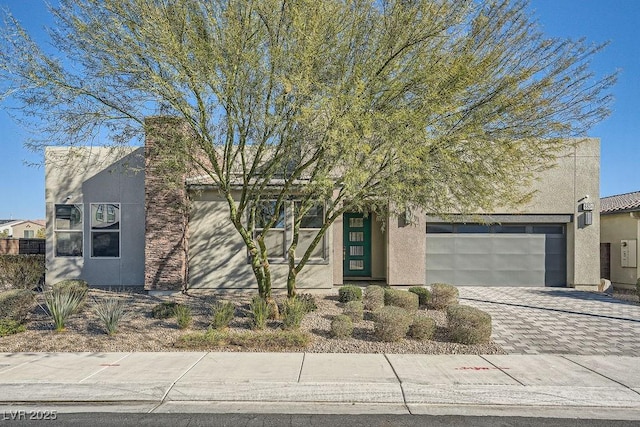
[0,288,506,354]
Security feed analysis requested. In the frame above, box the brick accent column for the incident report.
[144,117,189,292]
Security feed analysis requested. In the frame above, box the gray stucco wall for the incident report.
[188,190,334,290]
[45,147,145,287]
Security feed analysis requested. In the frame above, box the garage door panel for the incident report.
[426,230,566,287]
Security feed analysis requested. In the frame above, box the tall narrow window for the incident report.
[254,200,285,258]
[54,204,83,257]
[295,202,324,259]
[91,203,120,258]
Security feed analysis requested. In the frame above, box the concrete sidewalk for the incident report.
[0,352,639,419]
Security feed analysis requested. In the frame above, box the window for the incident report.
[23,230,34,238]
[426,224,454,233]
[91,203,120,258]
[493,225,527,233]
[54,204,83,257]
[295,202,324,259]
[254,200,286,258]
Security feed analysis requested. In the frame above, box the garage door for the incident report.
[426,223,566,287]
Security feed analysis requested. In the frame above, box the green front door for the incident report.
[343,213,371,277]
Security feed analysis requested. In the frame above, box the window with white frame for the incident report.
[54,204,83,257]
[90,203,120,258]
[295,202,324,259]
[252,200,327,262]
[254,200,286,258]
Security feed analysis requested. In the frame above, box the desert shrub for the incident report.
[52,279,89,295]
[151,302,179,319]
[175,304,192,329]
[297,293,318,313]
[384,288,419,311]
[330,314,354,339]
[249,295,268,330]
[281,297,306,330]
[408,287,431,306]
[211,301,235,329]
[430,283,459,310]
[338,285,362,303]
[0,288,35,322]
[0,255,45,290]
[0,319,26,337]
[364,285,385,311]
[408,316,436,340]
[447,304,492,344]
[44,286,86,331]
[93,297,128,335]
[343,300,364,322]
[267,298,280,320]
[373,306,412,342]
[176,329,310,350]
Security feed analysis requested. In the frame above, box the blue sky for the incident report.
[0,0,639,220]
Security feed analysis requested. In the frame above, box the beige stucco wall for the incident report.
[601,213,640,285]
[188,190,334,291]
[44,147,146,287]
[383,138,601,288]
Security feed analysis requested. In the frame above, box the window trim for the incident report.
[54,204,83,258]
[90,202,121,259]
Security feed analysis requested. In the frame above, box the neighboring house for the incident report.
[600,191,640,287]
[44,118,601,292]
[0,220,45,239]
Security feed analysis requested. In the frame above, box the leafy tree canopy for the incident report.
[0,0,614,297]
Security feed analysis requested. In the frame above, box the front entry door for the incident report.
[343,213,371,277]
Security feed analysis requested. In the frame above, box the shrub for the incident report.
[0,319,26,337]
[430,283,459,310]
[330,314,353,339]
[44,287,86,331]
[384,288,419,311]
[176,329,310,350]
[409,287,431,307]
[343,300,364,322]
[408,316,436,340]
[211,301,235,329]
[267,298,280,320]
[364,285,385,311]
[52,279,89,295]
[0,255,45,290]
[151,301,179,319]
[93,297,128,335]
[373,306,412,342]
[0,289,35,322]
[636,278,640,299]
[298,293,318,313]
[447,304,492,344]
[175,304,192,330]
[338,285,362,303]
[249,295,268,330]
[281,297,306,330]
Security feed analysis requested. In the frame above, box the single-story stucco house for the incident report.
[44,118,601,293]
[600,191,640,288]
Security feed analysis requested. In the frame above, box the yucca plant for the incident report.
[94,297,128,335]
[44,287,86,332]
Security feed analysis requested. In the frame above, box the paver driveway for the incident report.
[458,287,640,355]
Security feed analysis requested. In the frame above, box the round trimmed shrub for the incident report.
[330,314,353,339]
[364,285,385,311]
[430,283,459,310]
[343,300,364,322]
[408,316,436,341]
[338,285,362,303]
[373,306,412,342]
[446,304,492,344]
[384,288,419,311]
[0,289,35,323]
[408,286,431,307]
[52,279,89,294]
[151,301,179,319]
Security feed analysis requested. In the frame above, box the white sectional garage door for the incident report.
[425,223,566,287]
